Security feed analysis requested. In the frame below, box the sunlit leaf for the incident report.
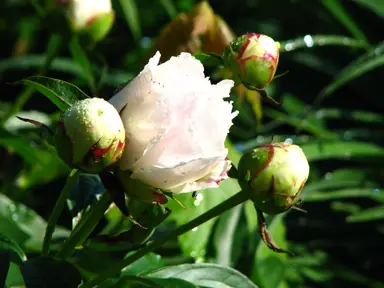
[146,263,258,287]
[280,35,369,52]
[322,0,368,43]
[346,205,384,223]
[304,188,384,202]
[112,275,198,288]
[0,233,27,265]
[119,0,141,43]
[352,0,384,18]
[165,179,240,260]
[122,253,164,276]
[251,214,287,288]
[15,76,89,111]
[301,141,384,161]
[0,194,69,252]
[318,43,384,100]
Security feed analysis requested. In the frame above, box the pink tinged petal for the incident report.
[108,52,171,170]
[130,157,225,192]
[168,158,231,193]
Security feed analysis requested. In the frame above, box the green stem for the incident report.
[56,192,113,259]
[79,190,249,288]
[42,169,79,256]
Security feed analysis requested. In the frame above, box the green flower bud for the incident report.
[55,98,125,174]
[117,170,168,205]
[223,33,280,89]
[238,143,309,214]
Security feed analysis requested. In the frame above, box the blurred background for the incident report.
[0,0,384,287]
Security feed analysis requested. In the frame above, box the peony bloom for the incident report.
[55,98,125,174]
[69,0,113,30]
[109,51,238,194]
[223,33,280,89]
[238,143,309,214]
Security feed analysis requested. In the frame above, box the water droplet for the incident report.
[12,214,18,222]
[303,35,314,48]
[190,251,197,258]
[374,189,381,194]
[344,151,351,159]
[8,204,16,212]
[256,135,265,144]
[196,193,203,201]
[315,110,324,119]
[284,138,293,144]
[325,172,332,180]
[192,227,198,232]
[284,42,294,51]
[193,199,201,206]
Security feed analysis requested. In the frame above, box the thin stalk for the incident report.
[79,190,249,288]
[56,192,113,259]
[42,169,79,256]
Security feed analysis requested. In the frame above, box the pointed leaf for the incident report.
[280,35,369,52]
[346,205,384,223]
[352,0,384,18]
[318,43,384,99]
[146,263,258,288]
[251,215,287,288]
[0,233,27,265]
[14,76,89,111]
[122,252,164,276]
[119,0,141,43]
[193,53,223,67]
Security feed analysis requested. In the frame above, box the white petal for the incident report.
[109,52,171,170]
[131,157,225,191]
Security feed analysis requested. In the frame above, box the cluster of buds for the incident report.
[238,142,310,214]
[54,98,125,174]
[223,33,281,90]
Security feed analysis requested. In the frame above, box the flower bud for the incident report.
[238,143,309,214]
[223,33,280,89]
[67,0,114,42]
[54,98,125,174]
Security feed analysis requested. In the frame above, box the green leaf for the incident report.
[160,0,177,18]
[193,53,224,67]
[0,194,69,253]
[122,252,164,276]
[0,55,134,87]
[352,0,384,18]
[5,263,25,288]
[322,0,368,43]
[21,257,82,288]
[165,179,240,260]
[318,43,384,99]
[346,205,384,223]
[112,275,198,288]
[15,76,89,111]
[146,263,258,288]
[280,35,369,52]
[251,214,287,288]
[304,188,384,202]
[69,38,96,90]
[119,0,141,43]
[301,141,384,161]
[213,204,243,266]
[68,173,105,229]
[0,233,27,265]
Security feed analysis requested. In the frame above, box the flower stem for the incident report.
[56,192,113,259]
[42,169,79,256]
[79,190,249,288]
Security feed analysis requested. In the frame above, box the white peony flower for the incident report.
[109,51,238,193]
[69,0,112,30]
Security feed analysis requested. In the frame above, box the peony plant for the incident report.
[109,51,238,198]
[55,98,125,174]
